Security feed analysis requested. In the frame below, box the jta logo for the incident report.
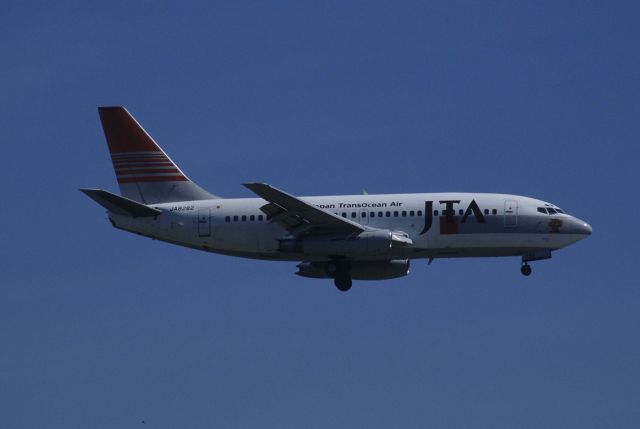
[419,200,486,235]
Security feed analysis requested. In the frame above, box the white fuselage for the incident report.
[109,192,591,262]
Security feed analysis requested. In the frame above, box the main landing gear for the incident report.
[326,260,352,292]
[520,262,532,276]
[334,276,352,292]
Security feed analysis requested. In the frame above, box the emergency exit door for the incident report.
[359,209,370,225]
[504,200,518,227]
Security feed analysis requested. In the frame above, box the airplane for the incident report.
[81,107,592,291]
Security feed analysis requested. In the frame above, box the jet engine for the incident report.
[279,230,412,257]
[296,259,410,280]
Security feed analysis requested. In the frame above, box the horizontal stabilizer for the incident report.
[80,188,162,217]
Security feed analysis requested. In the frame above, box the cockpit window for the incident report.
[537,207,547,214]
[547,208,557,214]
[555,208,564,213]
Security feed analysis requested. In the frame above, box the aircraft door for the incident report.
[359,209,369,225]
[198,209,211,237]
[504,200,518,227]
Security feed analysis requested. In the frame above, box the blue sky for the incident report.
[1,1,639,427]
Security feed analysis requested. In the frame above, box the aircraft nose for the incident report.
[573,217,592,236]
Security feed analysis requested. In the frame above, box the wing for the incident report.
[243,183,365,237]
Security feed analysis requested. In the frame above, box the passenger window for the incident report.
[393,211,399,217]
[241,215,247,221]
[351,212,356,218]
[250,215,255,221]
[484,209,489,215]
[410,210,415,216]
[492,209,497,215]
[361,212,367,217]
[386,211,391,217]
[417,210,422,216]
[258,215,263,221]
[434,210,439,216]
[378,211,383,217]
[402,211,407,217]
[225,216,230,222]
[342,212,347,218]
[233,215,239,222]
[370,212,375,218]
[458,209,463,215]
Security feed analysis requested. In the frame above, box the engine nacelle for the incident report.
[279,230,411,257]
[296,259,410,280]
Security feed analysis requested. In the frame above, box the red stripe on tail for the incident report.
[117,175,189,184]
[116,168,182,175]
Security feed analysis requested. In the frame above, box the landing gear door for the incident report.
[504,200,518,227]
[198,209,211,237]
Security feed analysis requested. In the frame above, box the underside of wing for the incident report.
[243,183,365,237]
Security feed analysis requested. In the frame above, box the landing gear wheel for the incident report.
[334,276,352,292]
[521,263,532,276]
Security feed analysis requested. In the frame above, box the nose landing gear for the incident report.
[520,251,551,276]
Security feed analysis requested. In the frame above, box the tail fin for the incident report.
[98,106,217,204]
